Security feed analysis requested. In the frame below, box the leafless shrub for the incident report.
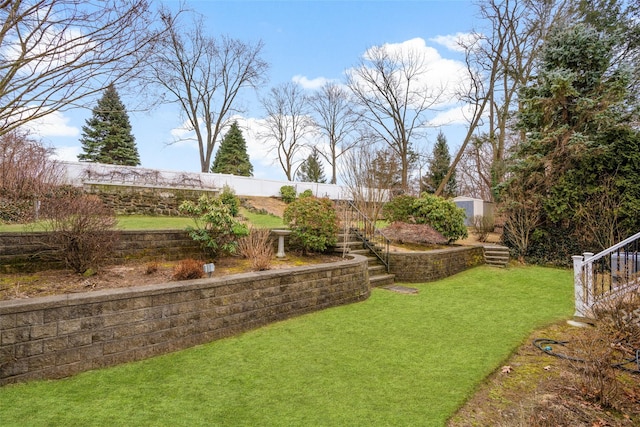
[593,291,640,354]
[172,259,204,281]
[569,328,624,410]
[145,261,160,275]
[471,215,495,242]
[0,130,63,222]
[238,228,274,271]
[39,194,119,273]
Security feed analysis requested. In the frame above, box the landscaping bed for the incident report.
[0,253,343,301]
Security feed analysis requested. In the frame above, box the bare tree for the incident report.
[149,10,268,172]
[307,82,361,184]
[0,0,157,136]
[0,130,62,201]
[436,0,572,199]
[260,82,314,181]
[456,136,494,200]
[347,44,444,192]
[340,145,393,225]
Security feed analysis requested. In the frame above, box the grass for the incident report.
[0,265,573,426]
[239,207,285,228]
[0,210,283,232]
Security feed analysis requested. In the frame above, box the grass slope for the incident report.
[0,266,573,426]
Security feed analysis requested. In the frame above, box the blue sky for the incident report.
[32,0,478,181]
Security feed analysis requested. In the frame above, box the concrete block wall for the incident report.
[388,246,485,282]
[0,255,369,385]
[0,230,202,273]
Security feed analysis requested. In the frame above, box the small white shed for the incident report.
[453,196,495,226]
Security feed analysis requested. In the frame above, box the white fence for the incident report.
[572,231,640,319]
[60,161,351,199]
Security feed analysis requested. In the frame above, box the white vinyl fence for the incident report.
[60,161,351,199]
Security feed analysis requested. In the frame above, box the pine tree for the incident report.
[296,148,326,183]
[422,131,456,197]
[210,121,253,176]
[78,84,140,166]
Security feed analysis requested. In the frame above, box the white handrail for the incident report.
[581,230,640,265]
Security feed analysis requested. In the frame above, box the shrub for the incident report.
[280,185,296,203]
[471,215,494,242]
[412,193,468,242]
[219,185,240,217]
[283,196,338,254]
[238,227,274,271]
[172,259,204,281]
[179,195,249,257]
[145,261,160,275]
[39,194,119,273]
[299,189,313,198]
[382,194,417,223]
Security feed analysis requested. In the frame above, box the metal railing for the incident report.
[340,200,391,272]
[573,231,640,319]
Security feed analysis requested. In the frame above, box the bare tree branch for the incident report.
[436,0,572,199]
[308,82,362,184]
[260,82,314,181]
[148,9,268,172]
[347,44,445,192]
[0,0,158,136]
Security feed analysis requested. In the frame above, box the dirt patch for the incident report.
[448,321,640,426]
[0,253,344,301]
[242,196,287,217]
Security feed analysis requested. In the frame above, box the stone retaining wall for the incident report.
[83,183,219,216]
[0,230,202,273]
[389,246,485,282]
[0,255,369,385]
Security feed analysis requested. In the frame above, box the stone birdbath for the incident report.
[272,229,292,258]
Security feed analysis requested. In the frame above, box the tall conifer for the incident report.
[211,121,253,176]
[297,148,326,183]
[78,84,140,166]
[422,132,456,197]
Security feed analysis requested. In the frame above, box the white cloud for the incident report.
[350,37,470,109]
[50,145,81,162]
[430,32,480,53]
[292,75,330,90]
[25,110,79,137]
[169,120,199,148]
[429,104,486,127]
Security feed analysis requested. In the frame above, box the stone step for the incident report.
[369,273,396,287]
[368,264,387,275]
[485,254,509,261]
[484,250,509,257]
[483,245,510,267]
[337,233,360,243]
[335,241,364,251]
[349,248,371,256]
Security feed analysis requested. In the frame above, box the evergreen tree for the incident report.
[422,131,456,197]
[78,84,140,166]
[501,24,640,261]
[210,121,253,176]
[296,148,326,183]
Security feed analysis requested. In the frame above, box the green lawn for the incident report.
[0,266,573,426]
[0,209,283,232]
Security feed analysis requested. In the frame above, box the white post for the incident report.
[583,252,594,311]
[572,255,585,318]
